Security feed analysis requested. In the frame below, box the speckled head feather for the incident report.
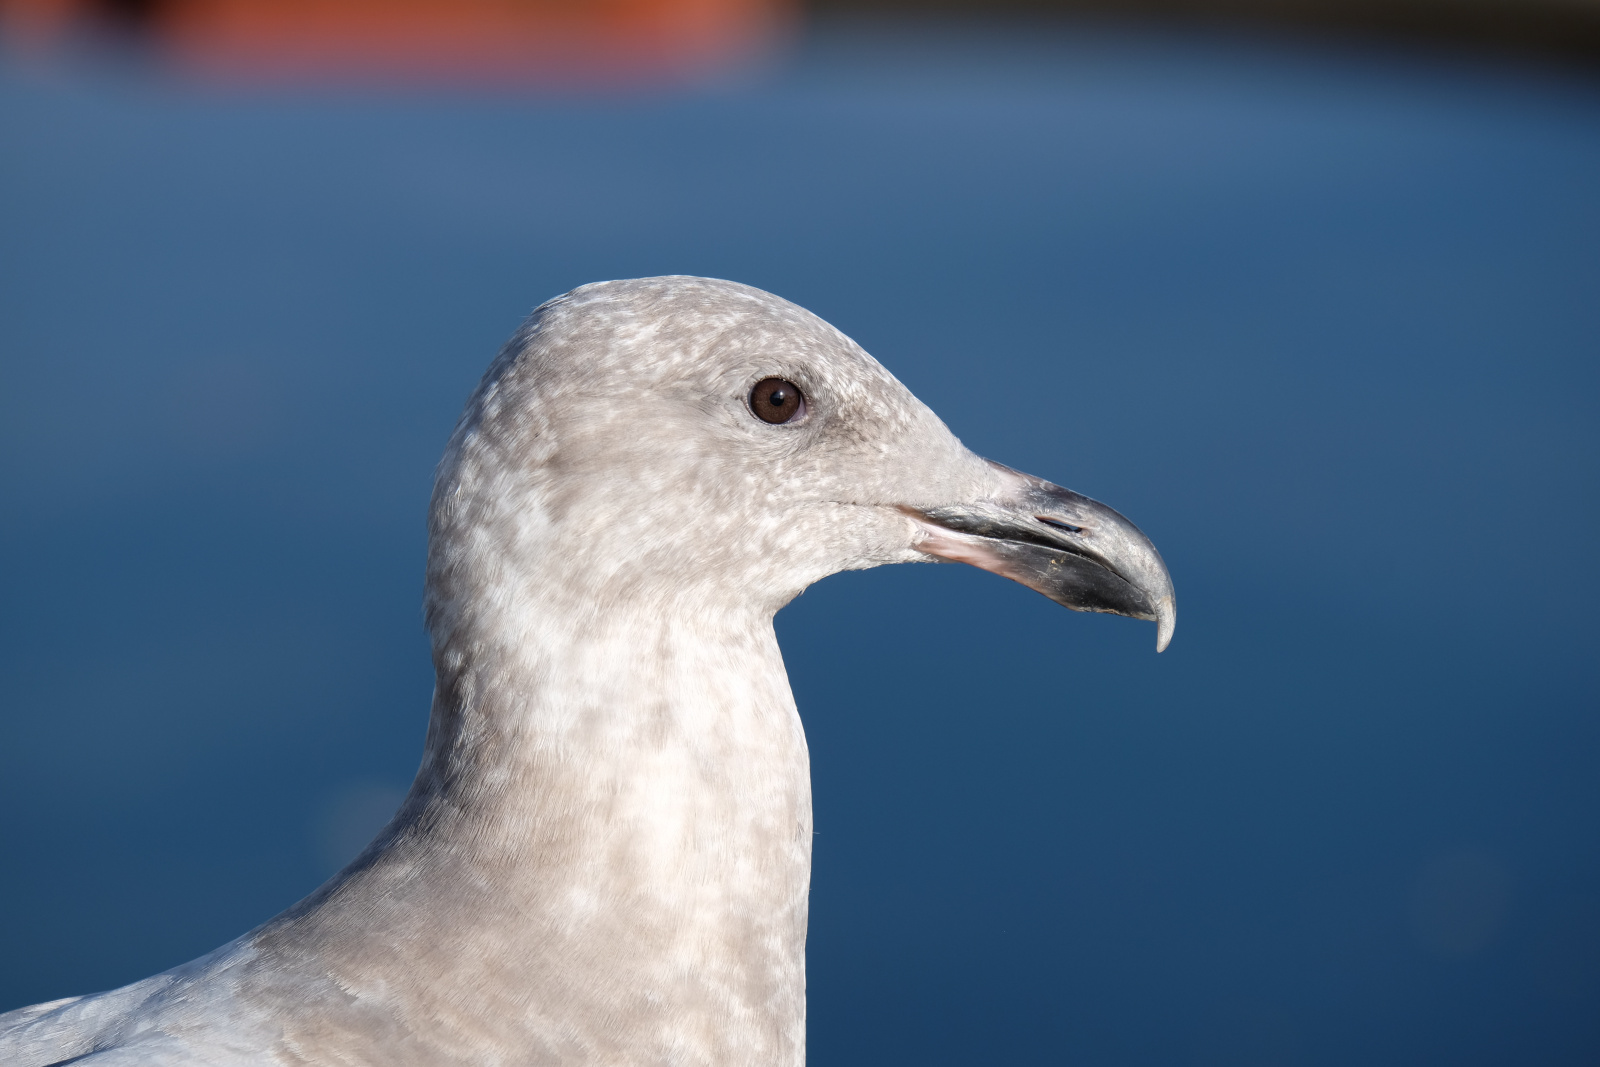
[426,277,989,639]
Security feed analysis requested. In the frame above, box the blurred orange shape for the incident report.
[0,0,794,84]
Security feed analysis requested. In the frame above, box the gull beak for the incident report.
[903,461,1177,652]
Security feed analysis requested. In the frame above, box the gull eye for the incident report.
[750,378,806,424]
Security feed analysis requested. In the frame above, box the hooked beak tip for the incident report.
[1154,596,1176,653]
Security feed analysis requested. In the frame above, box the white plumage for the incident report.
[1,276,1172,1066]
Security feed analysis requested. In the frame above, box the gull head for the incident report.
[427,276,1174,651]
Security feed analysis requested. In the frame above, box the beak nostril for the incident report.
[1036,516,1083,534]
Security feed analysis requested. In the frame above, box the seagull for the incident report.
[0,276,1174,1066]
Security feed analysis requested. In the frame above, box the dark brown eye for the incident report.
[750,377,805,424]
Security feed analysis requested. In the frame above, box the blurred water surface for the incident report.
[1,21,1598,1066]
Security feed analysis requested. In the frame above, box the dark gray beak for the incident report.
[903,461,1176,652]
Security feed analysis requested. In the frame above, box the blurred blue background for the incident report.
[2,20,1599,1065]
